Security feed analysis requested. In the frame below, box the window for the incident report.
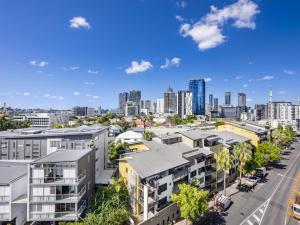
[158,183,167,195]
[158,197,167,209]
[190,170,196,178]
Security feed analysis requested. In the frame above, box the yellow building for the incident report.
[217,122,268,147]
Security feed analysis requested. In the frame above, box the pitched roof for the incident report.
[0,162,28,185]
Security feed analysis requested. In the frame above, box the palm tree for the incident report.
[233,142,252,186]
[214,148,234,196]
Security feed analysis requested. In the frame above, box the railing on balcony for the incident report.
[31,172,86,184]
[31,186,86,202]
[173,169,188,181]
[0,196,10,202]
[30,201,86,220]
[0,213,9,220]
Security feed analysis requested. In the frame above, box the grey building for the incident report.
[145,100,152,110]
[125,101,139,116]
[164,86,177,114]
[238,93,246,107]
[28,149,95,222]
[0,126,109,185]
[220,105,237,118]
[72,107,95,117]
[118,92,128,114]
[255,104,267,121]
[209,94,213,110]
[129,90,141,114]
[213,98,219,111]
[225,91,231,105]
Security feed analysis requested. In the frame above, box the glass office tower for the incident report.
[189,79,206,115]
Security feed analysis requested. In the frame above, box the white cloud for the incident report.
[260,75,274,80]
[30,60,48,67]
[179,0,259,51]
[284,70,295,75]
[235,76,242,80]
[73,92,80,96]
[204,77,212,82]
[160,57,181,69]
[23,92,30,96]
[44,94,64,100]
[243,84,248,88]
[278,91,286,95]
[177,0,187,8]
[125,60,153,74]
[175,15,184,22]
[88,69,99,74]
[247,98,253,102]
[69,66,79,70]
[70,16,91,29]
[84,81,95,85]
[93,96,99,99]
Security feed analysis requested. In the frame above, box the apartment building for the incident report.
[0,162,28,225]
[217,121,268,147]
[27,149,94,222]
[119,129,250,222]
[0,126,109,184]
[13,113,69,128]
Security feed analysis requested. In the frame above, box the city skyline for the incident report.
[0,0,299,109]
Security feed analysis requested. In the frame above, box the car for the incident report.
[216,194,231,211]
[256,167,267,178]
[244,176,261,188]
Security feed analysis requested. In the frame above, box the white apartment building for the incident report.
[13,113,69,128]
[156,98,164,114]
[177,91,192,119]
[0,162,28,225]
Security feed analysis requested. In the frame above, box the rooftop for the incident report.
[0,162,28,185]
[226,122,267,134]
[0,125,108,138]
[32,149,92,164]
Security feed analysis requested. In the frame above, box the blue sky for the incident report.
[0,0,299,109]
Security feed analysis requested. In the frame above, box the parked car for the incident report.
[256,167,267,178]
[244,176,261,188]
[216,195,231,211]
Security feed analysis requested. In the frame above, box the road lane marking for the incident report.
[259,209,263,214]
[247,220,253,225]
[253,214,260,222]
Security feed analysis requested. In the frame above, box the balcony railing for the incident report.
[0,213,9,220]
[31,186,86,202]
[0,196,10,202]
[30,201,86,221]
[31,172,86,184]
[173,169,188,182]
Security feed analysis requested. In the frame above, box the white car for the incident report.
[245,176,261,188]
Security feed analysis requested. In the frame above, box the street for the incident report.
[202,140,300,225]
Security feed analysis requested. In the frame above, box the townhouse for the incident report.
[28,149,94,222]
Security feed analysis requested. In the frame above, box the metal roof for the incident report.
[0,162,28,185]
[32,149,92,164]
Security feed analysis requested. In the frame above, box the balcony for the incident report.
[30,201,86,221]
[173,169,188,182]
[0,196,10,202]
[31,186,86,202]
[31,172,86,185]
[0,213,9,220]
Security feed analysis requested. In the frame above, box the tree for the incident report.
[254,141,281,167]
[54,123,62,128]
[143,131,155,141]
[167,115,182,126]
[214,148,234,196]
[271,124,294,149]
[108,140,127,164]
[0,116,31,131]
[172,184,208,224]
[215,121,225,127]
[233,142,252,186]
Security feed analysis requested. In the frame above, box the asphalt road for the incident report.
[202,139,300,225]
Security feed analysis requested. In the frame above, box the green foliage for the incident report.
[64,178,130,225]
[0,116,31,131]
[143,131,155,141]
[172,184,208,223]
[234,142,252,184]
[214,148,234,196]
[254,141,281,167]
[108,140,127,164]
[167,115,182,125]
[167,115,197,125]
[215,121,225,127]
[272,124,295,149]
[54,123,63,128]
[97,113,117,125]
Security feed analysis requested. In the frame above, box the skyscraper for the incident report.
[238,93,246,107]
[129,90,141,114]
[189,79,206,115]
[213,98,219,111]
[145,100,152,110]
[177,90,192,119]
[164,86,177,113]
[156,98,164,114]
[118,92,128,113]
[225,91,231,105]
[209,94,213,110]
